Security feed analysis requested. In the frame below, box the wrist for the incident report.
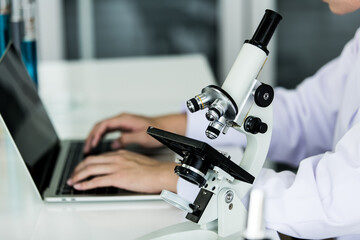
[158,162,178,193]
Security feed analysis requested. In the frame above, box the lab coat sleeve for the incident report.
[263,30,359,167]
[255,120,360,239]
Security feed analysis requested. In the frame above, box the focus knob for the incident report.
[254,84,274,108]
[244,116,268,134]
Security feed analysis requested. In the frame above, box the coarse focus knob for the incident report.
[254,84,274,108]
[244,116,268,134]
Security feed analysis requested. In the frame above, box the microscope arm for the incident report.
[188,100,273,237]
[235,103,273,177]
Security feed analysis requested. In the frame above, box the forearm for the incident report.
[155,113,187,136]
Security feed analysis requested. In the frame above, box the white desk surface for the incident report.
[0,54,277,240]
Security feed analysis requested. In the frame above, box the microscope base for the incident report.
[136,221,251,240]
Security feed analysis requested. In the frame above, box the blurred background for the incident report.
[35,0,360,88]
[36,0,360,174]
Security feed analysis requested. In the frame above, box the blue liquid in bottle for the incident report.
[21,40,38,87]
[0,13,10,56]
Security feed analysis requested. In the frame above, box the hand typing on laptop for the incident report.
[67,113,187,193]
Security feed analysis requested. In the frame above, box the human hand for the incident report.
[83,113,186,154]
[67,150,178,193]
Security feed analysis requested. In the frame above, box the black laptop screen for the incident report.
[0,44,60,193]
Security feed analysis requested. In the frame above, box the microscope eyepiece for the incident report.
[245,9,282,55]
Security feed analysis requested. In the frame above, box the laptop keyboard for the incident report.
[56,141,128,195]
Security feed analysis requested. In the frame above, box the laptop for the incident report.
[0,43,173,202]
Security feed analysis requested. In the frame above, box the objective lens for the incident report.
[205,119,225,139]
[205,126,220,139]
[206,107,222,121]
[187,98,200,113]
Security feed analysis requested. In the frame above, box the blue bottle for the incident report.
[21,40,38,86]
[0,1,10,56]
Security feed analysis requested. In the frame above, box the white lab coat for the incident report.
[178,28,360,239]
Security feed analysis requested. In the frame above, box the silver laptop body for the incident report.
[0,43,171,202]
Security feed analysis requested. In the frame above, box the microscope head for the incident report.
[187,9,282,140]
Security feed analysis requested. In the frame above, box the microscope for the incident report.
[138,9,282,240]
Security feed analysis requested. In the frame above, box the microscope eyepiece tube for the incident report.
[220,10,281,117]
[245,9,282,55]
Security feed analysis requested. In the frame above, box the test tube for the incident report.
[21,0,38,88]
[0,0,10,56]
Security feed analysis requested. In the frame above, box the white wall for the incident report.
[36,0,278,86]
[77,0,95,59]
[36,0,64,61]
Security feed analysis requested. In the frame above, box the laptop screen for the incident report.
[0,44,60,193]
